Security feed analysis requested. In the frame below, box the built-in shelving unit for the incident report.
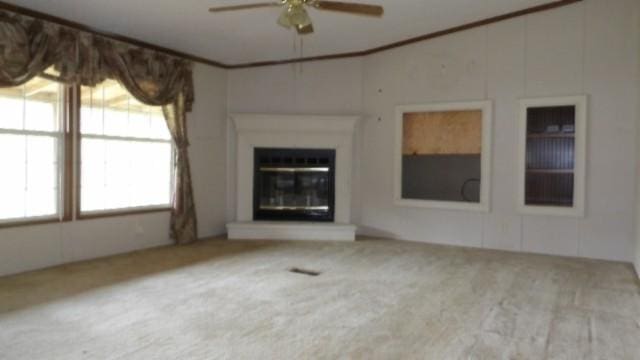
[526,168,573,174]
[517,96,586,217]
[526,133,575,139]
[524,105,576,207]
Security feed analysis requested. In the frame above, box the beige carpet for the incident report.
[1,238,639,359]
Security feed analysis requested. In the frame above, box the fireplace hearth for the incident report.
[254,148,336,222]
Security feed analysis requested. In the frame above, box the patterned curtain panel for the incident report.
[162,93,198,244]
[0,10,198,244]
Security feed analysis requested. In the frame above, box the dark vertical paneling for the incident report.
[525,106,576,207]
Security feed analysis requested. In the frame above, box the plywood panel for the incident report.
[402,110,482,155]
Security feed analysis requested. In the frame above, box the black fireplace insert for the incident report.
[254,148,335,222]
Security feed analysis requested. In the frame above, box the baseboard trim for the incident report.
[0,234,227,278]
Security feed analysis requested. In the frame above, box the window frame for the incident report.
[394,100,493,212]
[516,95,587,217]
[74,84,174,219]
[0,81,174,229]
[0,78,68,227]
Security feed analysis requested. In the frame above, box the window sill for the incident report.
[0,216,61,230]
[517,204,584,218]
[0,207,173,230]
[77,206,171,221]
[394,198,490,213]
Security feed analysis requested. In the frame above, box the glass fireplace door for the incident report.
[258,167,330,211]
[253,148,335,222]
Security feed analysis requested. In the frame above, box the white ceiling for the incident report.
[5,0,559,65]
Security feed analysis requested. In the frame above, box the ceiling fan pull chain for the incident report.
[291,32,298,75]
[298,37,304,74]
[293,31,297,52]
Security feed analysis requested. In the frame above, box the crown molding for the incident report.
[0,0,582,70]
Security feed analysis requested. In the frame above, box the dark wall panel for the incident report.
[402,155,481,203]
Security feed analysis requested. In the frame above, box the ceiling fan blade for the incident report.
[311,1,383,16]
[209,2,281,12]
[297,23,314,34]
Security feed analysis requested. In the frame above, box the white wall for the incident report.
[189,64,229,238]
[228,0,640,262]
[636,0,640,276]
[0,63,228,276]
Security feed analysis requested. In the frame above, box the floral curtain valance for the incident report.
[0,9,198,244]
[0,12,55,86]
[0,11,194,110]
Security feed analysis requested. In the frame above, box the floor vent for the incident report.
[288,267,321,276]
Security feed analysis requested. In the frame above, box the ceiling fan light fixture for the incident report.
[287,5,311,27]
[296,23,314,34]
[277,9,293,28]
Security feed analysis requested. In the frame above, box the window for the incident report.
[0,76,64,223]
[0,75,174,227]
[517,96,587,217]
[394,101,492,212]
[79,80,173,214]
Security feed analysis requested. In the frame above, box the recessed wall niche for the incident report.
[394,101,492,212]
[517,96,587,217]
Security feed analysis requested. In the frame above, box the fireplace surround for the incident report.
[227,114,358,241]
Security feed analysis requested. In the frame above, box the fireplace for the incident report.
[227,114,357,241]
[253,148,336,222]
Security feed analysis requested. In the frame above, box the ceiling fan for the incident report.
[209,0,384,35]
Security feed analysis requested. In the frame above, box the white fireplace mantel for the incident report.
[227,113,359,241]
